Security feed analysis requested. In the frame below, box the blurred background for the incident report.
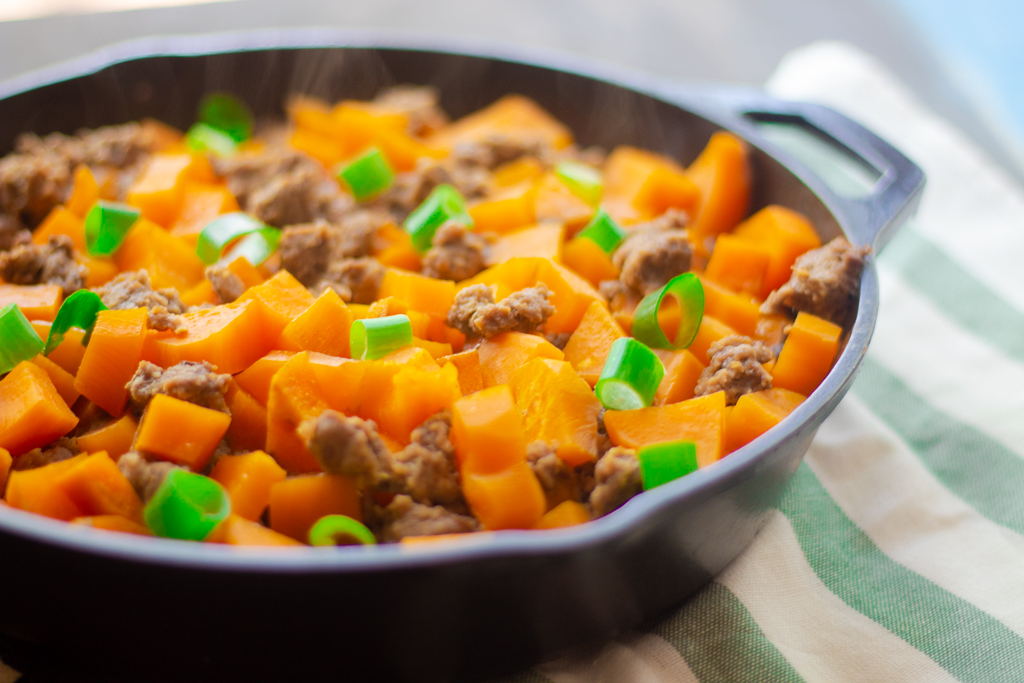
[0,0,1020,184]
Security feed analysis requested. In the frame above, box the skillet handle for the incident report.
[670,86,926,251]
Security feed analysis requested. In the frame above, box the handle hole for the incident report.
[743,112,882,199]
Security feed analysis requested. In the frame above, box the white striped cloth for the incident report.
[496,40,1024,683]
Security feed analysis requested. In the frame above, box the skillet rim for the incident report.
[0,28,879,572]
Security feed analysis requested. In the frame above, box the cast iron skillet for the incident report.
[0,30,924,682]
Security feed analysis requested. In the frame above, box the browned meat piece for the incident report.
[391,411,464,508]
[420,221,489,281]
[373,494,478,543]
[452,133,549,170]
[315,257,386,305]
[279,214,379,288]
[375,158,453,218]
[204,264,246,304]
[331,210,381,260]
[247,164,326,227]
[373,85,449,137]
[761,237,870,325]
[0,214,30,251]
[278,221,332,286]
[1,123,163,225]
[12,437,79,471]
[212,148,352,227]
[16,122,160,170]
[446,283,554,337]
[118,451,180,503]
[545,332,572,350]
[527,441,580,510]
[613,219,693,296]
[299,410,396,487]
[0,234,85,294]
[694,335,773,405]
[589,447,642,517]
[127,360,232,413]
[93,269,188,333]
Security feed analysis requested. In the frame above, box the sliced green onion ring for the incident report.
[44,290,108,355]
[350,314,413,360]
[143,469,231,541]
[555,160,603,206]
[218,226,281,267]
[404,184,473,253]
[308,514,377,546]
[185,122,238,158]
[338,147,394,201]
[638,440,698,490]
[199,92,253,143]
[0,303,44,374]
[576,207,626,254]
[631,273,705,350]
[197,212,274,265]
[84,201,141,257]
[595,337,665,411]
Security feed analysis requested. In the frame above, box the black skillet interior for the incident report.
[0,33,923,683]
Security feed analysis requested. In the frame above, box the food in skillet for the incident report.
[0,88,868,546]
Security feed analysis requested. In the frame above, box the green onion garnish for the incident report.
[84,201,141,257]
[199,92,253,143]
[350,314,413,360]
[197,212,275,264]
[44,290,107,355]
[308,514,377,546]
[555,160,603,206]
[595,337,665,411]
[638,440,698,489]
[576,207,626,254]
[631,273,705,350]
[404,184,473,253]
[338,147,394,201]
[143,469,232,541]
[185,122,238,158]
[219,225,281,267]
[0,303,44,374]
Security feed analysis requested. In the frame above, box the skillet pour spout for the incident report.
[0,30,923,682]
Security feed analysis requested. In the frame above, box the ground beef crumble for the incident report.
[694,335,774,405]
[127,360,232,414]
[420,221,489,281]
[302,410,465,509]
[278,213,380,288]
[390,411,464,509]
[300,411,396,487]
[0,234,85,294]
[446,283,554,337]
[589,446,642,517]
[205,264,246,304]
[212,148,353,227]
[0,214,30,251]
[312,256,386,304]
[612,208,693,296]
[12,437,79,471]
[93,269,188,333]
[118,451,180,503]
[527,441,580,510]
[371,494,478,543]
[761,236,870,325]
[0,122,161,226]
[372,85,449,137]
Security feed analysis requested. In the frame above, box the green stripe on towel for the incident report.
[782,463,1024,682]
[854,357,1024,535]
[650,581,805,683]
